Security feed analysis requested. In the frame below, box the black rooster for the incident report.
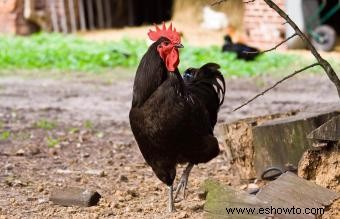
[129,23,226,212]
[222,35,260,61]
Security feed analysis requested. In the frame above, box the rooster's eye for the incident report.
[163,42,170,46]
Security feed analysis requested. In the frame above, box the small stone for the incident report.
[37,185,44,192]
[50,149,58,156]
[27,197,37,201]
[5,163,14,171]
[125,194,132,201]
[118,175,128,182]
[126,189,138,198]
[13,179,27,187]
[118,196,125,202]
[74,176,82,182]
[246,183,260,194]
[85,169,106,177]
[248,183,259,189]
[50,187,101,207]
[29,147,40,156]
[197,190,207,200]
[82,153,90,158]
[107,160,114,165]
[15,149,25,156]
[38,198,49,204]
[240,184,248,190]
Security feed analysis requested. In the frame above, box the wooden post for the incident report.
[86,0,95,30]
[96,0,104,29]
[103,0,112,28]
[68,0,77,32]
[49,0,60,32]
[77,0,86,31]
[59,0,68,33]
[127,0,134,26]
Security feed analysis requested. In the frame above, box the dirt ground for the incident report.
[0,70,339,219]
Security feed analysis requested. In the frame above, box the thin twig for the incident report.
[232,63,320,112]
[263,0,340,98]
[212,0,255,6]
[244,33,297,54]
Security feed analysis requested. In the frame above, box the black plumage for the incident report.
[129,37,226,211]
[222,35,260,61]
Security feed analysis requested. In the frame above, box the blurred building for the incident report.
[0,0,173,35]
[0,0,339,50]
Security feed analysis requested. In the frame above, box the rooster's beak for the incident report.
[175,43,184,48]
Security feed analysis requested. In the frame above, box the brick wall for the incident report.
[243,0,287,50]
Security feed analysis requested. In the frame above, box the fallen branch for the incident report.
[232,63,320,112]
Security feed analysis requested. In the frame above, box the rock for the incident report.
[85,169,106,177]
[29,147,40,156]
[37,198,49,204]
[246,183,260,195]
[118,175,128,182]
[50,187,101,207]
[37,185,44,192]
[126,189,138,198]
[4,163,13,171]
[26,197,37,201]
[82,152,90,158]
[15,149,25,156]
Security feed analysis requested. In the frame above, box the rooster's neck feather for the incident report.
[132,40,168,107]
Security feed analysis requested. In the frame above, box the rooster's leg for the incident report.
[174,163,194,201]
[168,185,175,212]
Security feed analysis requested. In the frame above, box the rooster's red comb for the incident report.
[148,22,181,44]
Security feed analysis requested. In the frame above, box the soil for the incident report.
[0,71,339,219]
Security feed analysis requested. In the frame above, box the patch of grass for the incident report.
[0,131,11,141]
[84,120,94,130]
[35,119,57,130]
[0,33,320,77]
[0,33,144,72]
[68,127,79,134]
[46,137,60,148]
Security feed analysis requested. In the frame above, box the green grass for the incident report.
[35,119,57,130]
[0,131,10,141]
[46,137,60,148]
[0,33,336,77]
[84,120,94,129]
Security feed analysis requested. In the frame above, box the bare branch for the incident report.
[214,0,340,111]
[263,0,340,98]
[232,63,320,112]
[211,0,225,6]
[212,0,255,6]
[244,33,297,54]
